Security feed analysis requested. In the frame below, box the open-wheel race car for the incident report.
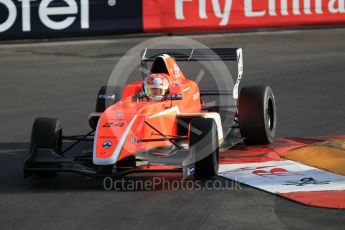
[24,48,277,179]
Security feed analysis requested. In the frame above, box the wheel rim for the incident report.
[214,148,220,173]
[56,129,62,154]
[267,98,274,132]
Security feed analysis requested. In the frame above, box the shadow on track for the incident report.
[1,142,345,230]
[0,142,240,194]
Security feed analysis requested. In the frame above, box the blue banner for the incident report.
[0,0,142,39]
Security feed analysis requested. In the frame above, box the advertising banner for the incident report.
[1,0,345,40]
[143,0,345,32]
[0,0,142,39]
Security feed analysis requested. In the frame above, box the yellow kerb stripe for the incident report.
[281,140,345,176]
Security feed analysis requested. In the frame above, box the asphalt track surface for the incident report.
[1,28,345,230]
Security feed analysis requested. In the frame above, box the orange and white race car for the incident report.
[24,48,277,179]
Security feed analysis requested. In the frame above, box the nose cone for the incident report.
[93,100,180,166]
[93,107,138,165]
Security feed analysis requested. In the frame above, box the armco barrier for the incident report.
[1,0,345,40]
[0,0,142,39]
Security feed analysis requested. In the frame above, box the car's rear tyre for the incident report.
[90,86,117,129]
[189,117,219,179]
[95,85,116,113]
[238,85,277,145]
[29,117,62,177]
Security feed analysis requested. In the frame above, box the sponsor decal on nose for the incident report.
[102,140,112,149]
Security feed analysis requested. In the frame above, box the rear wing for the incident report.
[141,48,243,99]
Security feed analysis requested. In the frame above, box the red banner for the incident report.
[143,0,345,32]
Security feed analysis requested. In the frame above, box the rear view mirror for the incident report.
[167,94,182,100]
[167,85,183,100]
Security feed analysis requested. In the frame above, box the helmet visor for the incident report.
[144,86,168,96]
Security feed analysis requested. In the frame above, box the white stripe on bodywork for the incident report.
[93,114,138,165]
[202,112,224,143]
[149,106,180,119]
